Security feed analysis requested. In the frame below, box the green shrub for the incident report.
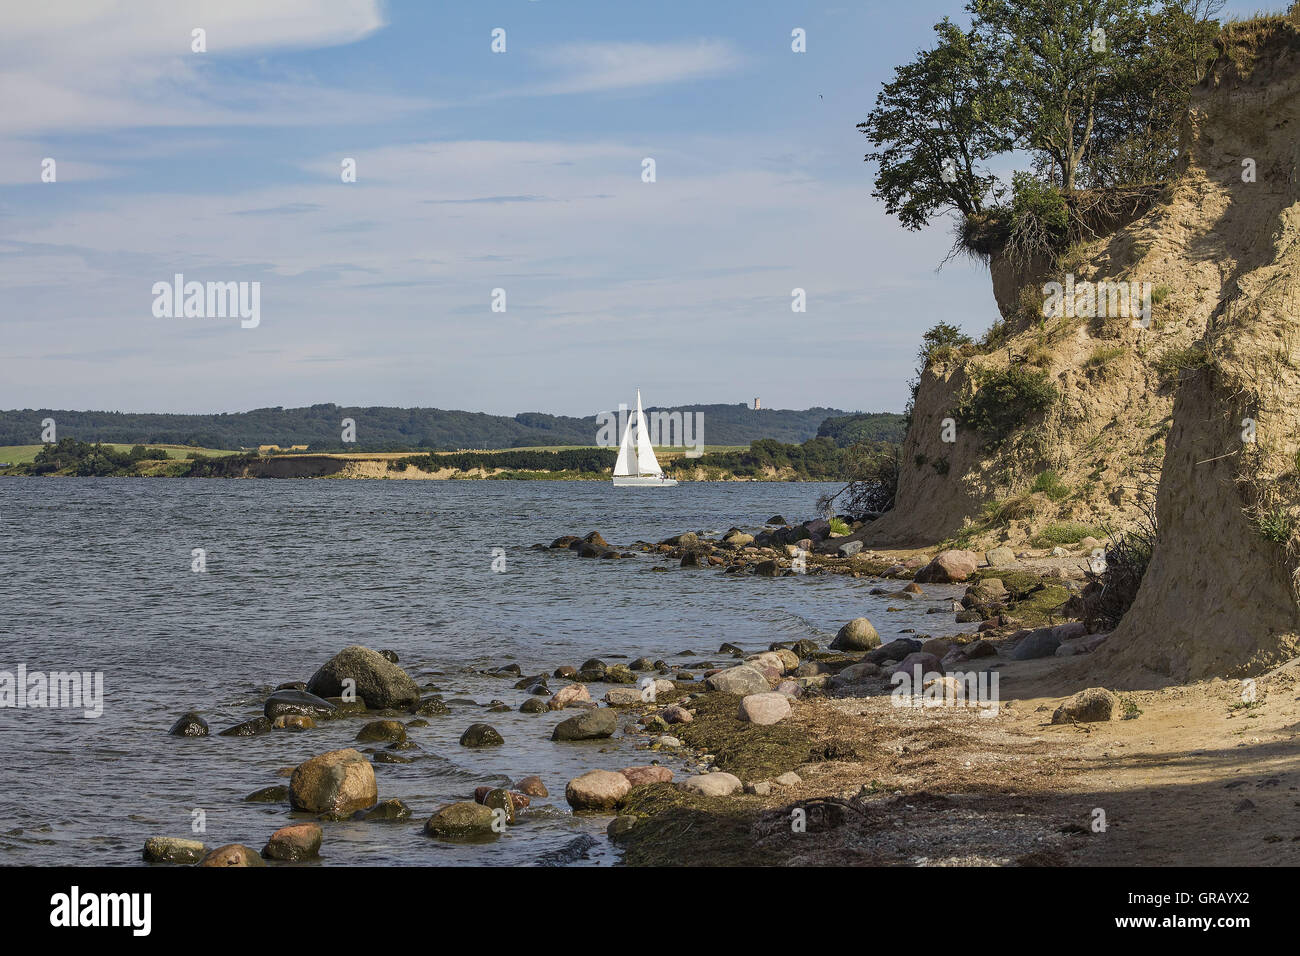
[956,366,1058,446]
[1152,343,1211,380]
[1031,522,1099,546]
[828,517,851,536]
[1257,507,1296,544]
[1031,470,1071,501]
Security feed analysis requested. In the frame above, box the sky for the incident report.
[0,0,1272,417]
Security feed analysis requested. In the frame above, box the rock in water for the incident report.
[355,719,407,743]
[738,692,792,725]
[289,748,378,816]
[536,834,600,866]
[167,712,209,737]
[547,683,591,710]
[142,836,206,863]
[264,689,338,720]
[705,664,770,696]
[565,770,631,811]
[197,844,266,867]
[551,708,618,741]
[829,617,881,651]
[217,716,273,737]
[357,799,412,821]
[243,785,288,803]
[262,823,322,861]
[306,645,421,709]
[424,802,498,840]
[1052,687,1118,724]
[459,723,505,747]
[517,775,549,797]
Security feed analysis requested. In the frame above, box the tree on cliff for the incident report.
[861,0,1225,233]
[858,18,1012,229]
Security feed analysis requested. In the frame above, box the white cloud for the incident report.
[0,0,414,135]
[515,40,744,96]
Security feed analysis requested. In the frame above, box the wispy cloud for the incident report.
[510,40,744,97]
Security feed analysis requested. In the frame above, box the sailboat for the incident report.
[612,390,679,487]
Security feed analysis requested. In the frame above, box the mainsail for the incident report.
[634,392,662,476]
[612,390,663,478]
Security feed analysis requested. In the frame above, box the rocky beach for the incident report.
[120,509,1297,868]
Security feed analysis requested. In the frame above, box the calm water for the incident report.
[0,478,964,866]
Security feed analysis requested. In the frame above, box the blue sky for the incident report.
[0,0,1271,417]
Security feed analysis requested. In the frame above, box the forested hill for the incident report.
[0,403,903,451]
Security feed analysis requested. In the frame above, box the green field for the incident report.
[0,443,241,465]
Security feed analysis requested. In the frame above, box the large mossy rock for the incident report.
[306,645,420,709]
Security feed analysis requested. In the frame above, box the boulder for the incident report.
[1011,622,1087,660]
[866,638,922,664]
[516,775,549,797]
[986,546,1016,567]
[167,712,209,737]
[264,689,337,720]
[459,723,504,747]
[620,766,674,787]
[262,822,322,862]
[355,719,406,744]
[551,708,617,741]
[217,716,273,737]
[1056,632,1112,657]
[142,836,206,863]
[680,772,743,797]
[1052,687,1118,724]
[243,785,288,803]
[424,801,498,839]
[835,661,882,683]
[660,704,693,724]
[914,550,980,583]
[920,637,951,658]
[272,714,316,731]
[306,645,420,709]
[604,687,645,707]
[738,692,791,725]
[547,683,591,710]
[705,664,770,696]
[890,652,945,678]
[197,844,266,867]
[565,770,631,811]
[830,617,881,651]
[289,748,378,816]
[357,798,412,821]
[479,787,519,825]
[837,540,864,557]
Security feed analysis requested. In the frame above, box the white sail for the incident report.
[634,390,662,475]
[613,408,636,477]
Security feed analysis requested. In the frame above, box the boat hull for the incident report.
[612,475,678,487]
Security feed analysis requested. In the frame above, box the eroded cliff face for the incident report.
[867,18,1300,597]
[1098,21,1300,683]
